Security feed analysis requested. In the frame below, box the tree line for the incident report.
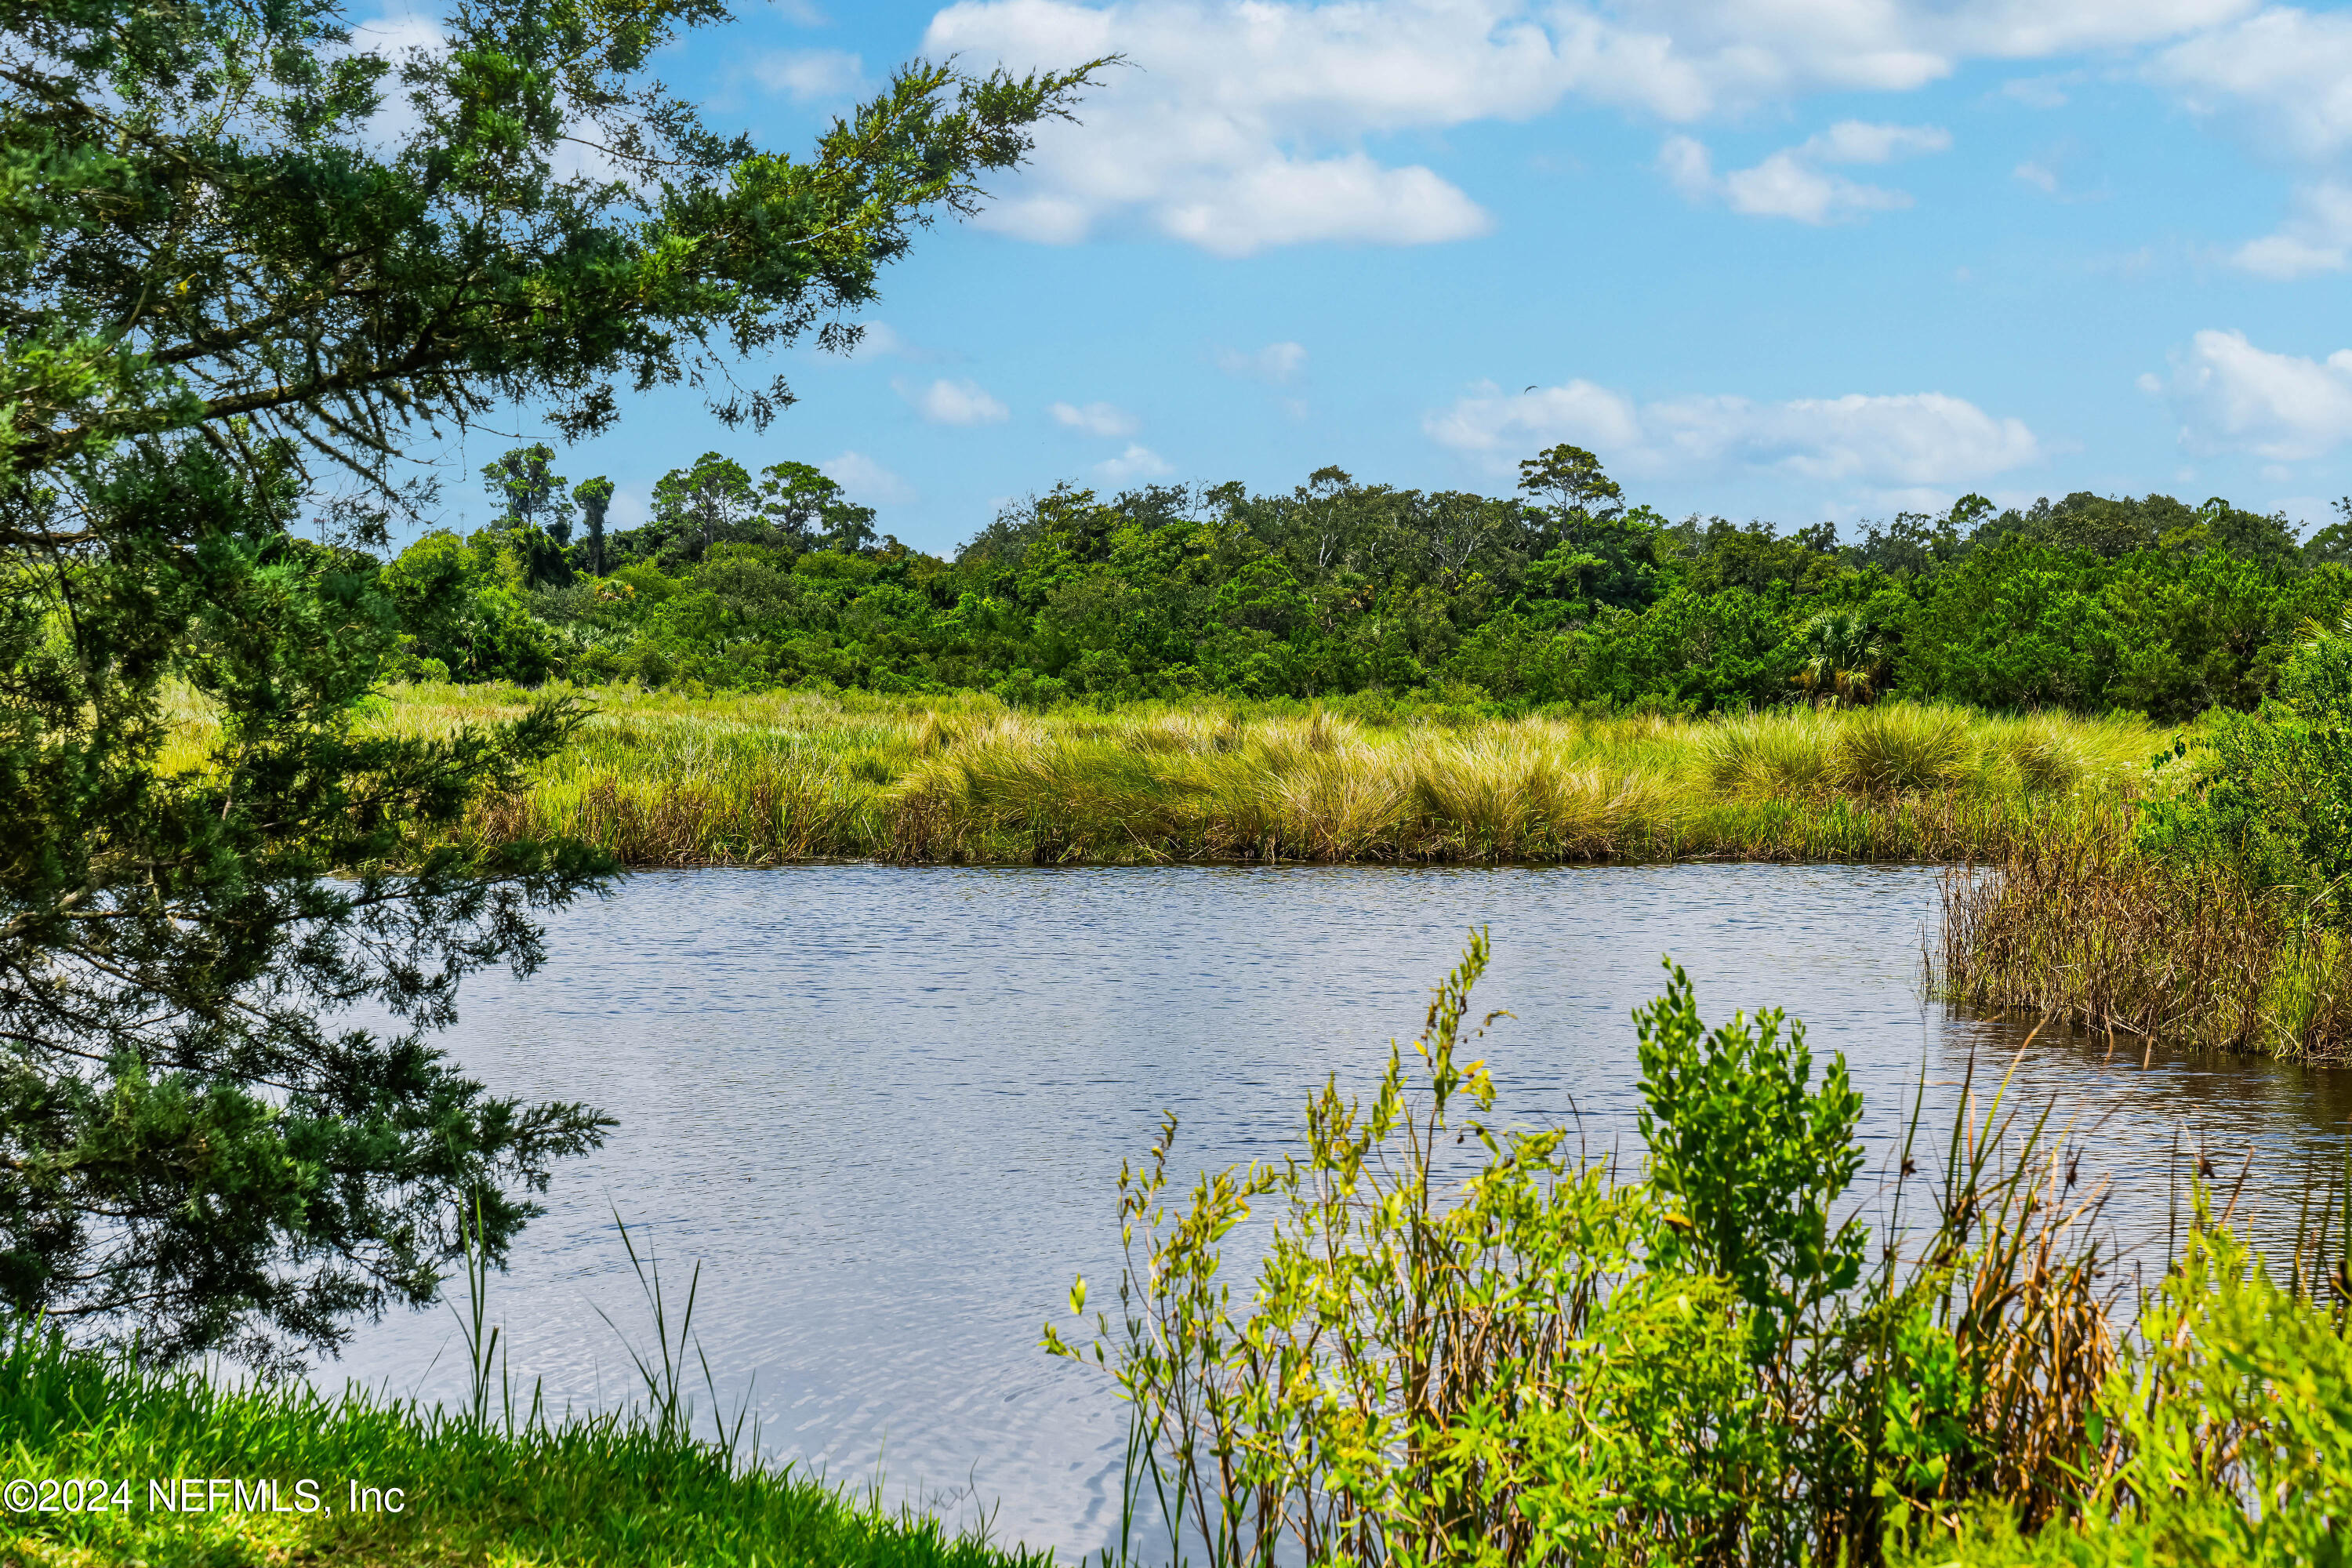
[391,441,2352,722]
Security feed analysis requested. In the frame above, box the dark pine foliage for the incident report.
[0,0,1100,1363]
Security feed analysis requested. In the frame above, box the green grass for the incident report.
[0,1329,1053,1568]
[263,685,2159,867]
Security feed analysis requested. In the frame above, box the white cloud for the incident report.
[1094,444,1174,481]
[753,48,865,101]
[2230,180,2352,278]
[1051,400,1142,436]
[2154,328,2352,459]
[348,5,448,147]
[1663,121,1951,223]
[1160,153,1490,255]
[2151,10,2352,282]
[2014,159,2060,194]
[898,377,1011,426]
[1215,341,1309,384]
[820,451,918,507]
[2151,6,2352,161]
[923,0,2237,252]
[1425,378,2040,487]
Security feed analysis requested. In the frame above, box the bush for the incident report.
[1047,935,2136,1568]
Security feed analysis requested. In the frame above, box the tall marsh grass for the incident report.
[1933,812,2352,1064]
[321,686,2154,868]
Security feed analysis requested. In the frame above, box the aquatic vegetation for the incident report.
[316,684,2156,868]
[1933,813,2352,1064]
[1050,936,2352,1568]
[1937,619,2352,1065]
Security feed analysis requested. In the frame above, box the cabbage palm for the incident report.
[1794,609,1887,706]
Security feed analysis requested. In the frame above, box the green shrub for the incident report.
[1048,936,2129,1568]
[1895,1199,2352,1567]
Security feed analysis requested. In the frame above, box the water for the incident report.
[325,863,2352,1557]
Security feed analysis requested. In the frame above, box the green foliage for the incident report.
[0,0,1103,1364]
[382,434,2349,726]
[1049,937,2149,1568]
[1046,934,1789,1567]
[1897,538,2338,720]
[1794,608,1886,706]
[1894,1195,2352,1568]
[0,0,1106,485]
[1635,963,1866,1341]
[0,1324,1051,1568]
[0,445,611,1367]
[2139,618,2352,923]
[1059,940,2349,1568]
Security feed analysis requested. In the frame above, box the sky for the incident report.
[365,0,2352,556]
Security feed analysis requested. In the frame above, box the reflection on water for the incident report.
[325,864,2351,1558]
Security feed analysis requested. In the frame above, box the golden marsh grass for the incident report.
[269,685,2161,869]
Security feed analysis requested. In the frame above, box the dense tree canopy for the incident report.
[0,0,1098,1362]
[404,445,2348,724]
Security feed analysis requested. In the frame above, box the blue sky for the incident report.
[369,1,2352,556]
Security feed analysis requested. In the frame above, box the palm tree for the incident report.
[1794,609,1887,706]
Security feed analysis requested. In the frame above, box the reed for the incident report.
[321,684,2156,868]
[1931,811,2352,1063]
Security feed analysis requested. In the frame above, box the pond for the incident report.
[326,863,2352,1559]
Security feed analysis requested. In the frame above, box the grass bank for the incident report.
[295,685,2156,867]
[0,1328,1050,1568]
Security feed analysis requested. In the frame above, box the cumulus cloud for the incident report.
[1661,121,1951,223]
[898,377,1011,426]
[1425,378,2041,487]
[2153,328,2352,459]
[1216,341,1309,384]
[1051,400,1142,436]
[1095,444,1174,481]
[2142,12,2352,281]
[1160,154,1490,254]
[921,0,2235,252]
[753,48,865,101]
[2151,6,2352,162]
[820,451,918,506]
[2230,180,2352,278]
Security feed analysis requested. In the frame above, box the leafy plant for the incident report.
[1053,936,2161,1568]
[1634,962,1866,1347]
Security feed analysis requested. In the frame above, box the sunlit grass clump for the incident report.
[307,686,2159,867]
